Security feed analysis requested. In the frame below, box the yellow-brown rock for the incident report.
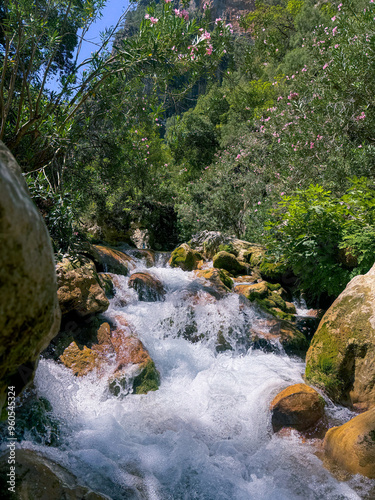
[270,383,325,432]
[59,319,160,396]
[56,258,109,317]
[323,407,375,478]
[128,272,165,301]
[89,245,136,276]
[59,342,100,376]
[194,268,232,298]
[0,142,61,412]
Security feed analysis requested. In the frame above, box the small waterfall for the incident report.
[3,256,373,499]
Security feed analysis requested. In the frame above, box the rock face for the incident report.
[0,142,61,412]
[0,449,110,499]
[128,272,166,301]
[270,383,325,432]
[169,243,203,271]
[305,263,375,408]
[56,258,109,317]
[213,250,249,275]
[323,407,375,479]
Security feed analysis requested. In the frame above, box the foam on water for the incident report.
[24,261,374,499]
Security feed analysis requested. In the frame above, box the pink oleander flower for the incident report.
[150,17,158,25]
[215,18,222,24]
[206,45,213,55]
[144,13,150,19]
[355,111,366,121]
[202,31,211,40]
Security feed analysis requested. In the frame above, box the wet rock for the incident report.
[0,449,110,499]
[128,272,166,302]
[0,142,61,412]
[249,318,308,356]
[235,281,295,321]
[270,383,325,432]
[305,263,375,408]
[194,268,232,298]
[169,243,203,271]
[87,244,136,276]
[60,341,100,376]
[213,251,249,275]
[128,249,155,267]
[56,257,109,317]
[59,318,160,396]
[323,407,375,479]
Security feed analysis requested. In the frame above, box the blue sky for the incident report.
[77,0,130,65]
[47,0,130,90]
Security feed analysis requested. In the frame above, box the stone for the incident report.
[0,449,110,499]
[56,257,109,317]
[169,243,203,271]
[0,142,61,412]
[305,263,375,408]
[87,244,136,276]
[323,407,375,479]
[59,318,160,396]
[213,251,249,275]
[194,268,232,298]
[235,281,268,300]
[128,272,165,301]
[249,318,308,356]
[270,383,325,432]
[188,230,264,261]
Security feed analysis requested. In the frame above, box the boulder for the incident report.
[56,258,109,317]
[323,407,375,479]
[59,318,160,396]
[0,449,110,499]
[270,383,325,432]
[194,268,232,298]
[235,281,295,321]
[87,244,136,276]
[305,263,375,408]
[0,142,61,412]
[213,251,249,275]
[188,230,264,261]
[249,318,308,356]
[128,272,165,301]
[169,243,203,271]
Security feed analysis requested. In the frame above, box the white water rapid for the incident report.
[17,257,375,499]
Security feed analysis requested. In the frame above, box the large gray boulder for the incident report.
[0,142,61,412]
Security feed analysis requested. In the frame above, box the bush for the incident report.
[265,177,375,300]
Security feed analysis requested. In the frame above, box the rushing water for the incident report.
[8,257,375,499]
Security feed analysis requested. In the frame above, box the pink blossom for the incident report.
[150,16,158,25]
[165,0,172,3]
[215,18,222,24]
[206,45,213,55]
[281,192,285,196]
[202,31,211,40]
[355,111,366,121]
[144,13,150,19]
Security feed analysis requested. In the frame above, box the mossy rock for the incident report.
[133,360,160,395]
[169,243,202,271]
[259,258,289,281]
[213,251,248,275]
[305,264,375,408]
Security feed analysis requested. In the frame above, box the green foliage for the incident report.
[265,178,375,299]
[26,172,81,257]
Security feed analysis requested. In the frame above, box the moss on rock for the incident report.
[169,243,202,271]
